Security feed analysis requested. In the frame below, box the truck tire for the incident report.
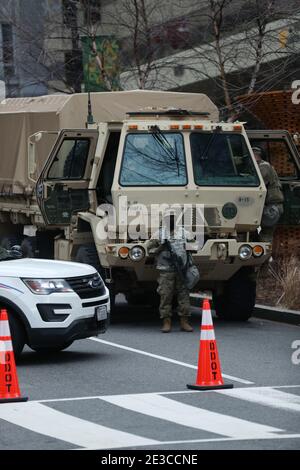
[75,244,102,272]
[126,291,160,308]
[8,312,26,359]
[75,244,116,312]
[21,237,37,258]
[213,267,256,321]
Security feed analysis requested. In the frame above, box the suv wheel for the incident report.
[213,267,256,321]
[8,312,26,358]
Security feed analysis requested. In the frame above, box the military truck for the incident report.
[1,90,300,320]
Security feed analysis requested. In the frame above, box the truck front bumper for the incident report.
[101,239,272,282]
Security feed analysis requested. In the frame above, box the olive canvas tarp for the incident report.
[0,90,218,194]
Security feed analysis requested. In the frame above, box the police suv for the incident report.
[0,255,110,357]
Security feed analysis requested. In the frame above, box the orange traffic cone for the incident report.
[187,299,233,391]
[0,309,27,403]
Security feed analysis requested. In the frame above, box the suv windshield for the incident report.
[120,132,187,186]
[190,133,259,186]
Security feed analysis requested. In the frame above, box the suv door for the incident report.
[246,130,300,225]
[36,129,99,226]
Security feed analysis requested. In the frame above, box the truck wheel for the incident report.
[75,244,116,314]
[213,267,256,321]
[126,293,145,306]
[126,291,160,308]
[75,244,102,272]
[30,342,73,354]
[21,237,37,258]
[8,312,26,358]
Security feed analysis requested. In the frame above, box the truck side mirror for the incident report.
[28,131,58,182]
[28,132,43,182]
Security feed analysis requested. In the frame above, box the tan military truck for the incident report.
[1,90,299,320]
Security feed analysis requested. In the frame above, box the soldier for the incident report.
[148,212,193,333]
[252,146,284,242]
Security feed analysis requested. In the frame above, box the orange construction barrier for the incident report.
[187,299,233,391]
[0,309,27,403]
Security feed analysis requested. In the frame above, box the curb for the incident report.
[190,294,300,326]
[254,304,300,326]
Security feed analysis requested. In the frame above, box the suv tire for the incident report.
[8,312,26,358]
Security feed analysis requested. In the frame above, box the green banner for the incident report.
[81,36,120,92]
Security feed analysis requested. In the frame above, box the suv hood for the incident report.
[0,259,97,278]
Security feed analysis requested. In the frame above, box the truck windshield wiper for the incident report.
[199,127,223,160]
[150,125,180,170]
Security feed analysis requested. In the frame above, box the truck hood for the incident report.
[0,259,97,279]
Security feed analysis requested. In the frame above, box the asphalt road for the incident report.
[0,297,300,451]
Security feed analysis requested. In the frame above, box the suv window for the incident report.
[190,133,259,186]
[120,132,187,186]
[48,138,90,179]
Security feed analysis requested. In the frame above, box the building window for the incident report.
[1,23,15,79]
[65,50,83,90]
[62,0,78,27]
[82,0,102,25]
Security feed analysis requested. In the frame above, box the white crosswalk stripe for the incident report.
[0,401,159,449]
[0,386,299,449]
[100,393,282,439]
[215,386,300,413]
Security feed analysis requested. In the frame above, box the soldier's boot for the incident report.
[161,318,172,333]
[180,317,193,332]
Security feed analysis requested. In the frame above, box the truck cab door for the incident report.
[36,129,99,226]
[246,130,300,226]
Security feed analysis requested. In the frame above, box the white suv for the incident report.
[0,258,110,356]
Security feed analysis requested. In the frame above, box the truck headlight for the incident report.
[129,246,145,262]
[238,245,252,260]
[22,279,73,295]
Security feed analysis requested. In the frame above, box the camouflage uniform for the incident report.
[258,160,284,242]
[149,227,191,320]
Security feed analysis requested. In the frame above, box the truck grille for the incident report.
[66,274,106,299]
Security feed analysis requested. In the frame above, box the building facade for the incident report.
[0,0,299,99]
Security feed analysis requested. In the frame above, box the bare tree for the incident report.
[0,0,120,95]
[104,0,170,90]
[121,0,300,119]
[176,0,300,119]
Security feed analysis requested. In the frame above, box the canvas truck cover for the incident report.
[0,90,218,195]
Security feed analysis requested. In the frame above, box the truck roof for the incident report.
[0,90,218,122]
[0,90,218,195]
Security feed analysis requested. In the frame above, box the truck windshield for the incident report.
[120,133,187,186]
[190,133,259,186]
